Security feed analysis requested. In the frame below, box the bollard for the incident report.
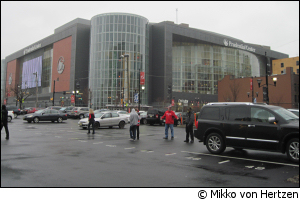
[194,113,197,125]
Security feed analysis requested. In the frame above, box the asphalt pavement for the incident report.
[1,116,299,187]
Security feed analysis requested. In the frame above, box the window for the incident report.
[297,69,299,74]
[251,108,275,123]
[200,107,220,120]
[281,63,284,68]
[227,107,249,121]
[103,113,111,118]
[112,113,119,117]
[296,61,299,66]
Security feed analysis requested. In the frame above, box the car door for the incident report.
[246,107,279,150]
[111,113,120,125]
[225,106,250,147]
[100,113,112,126]
[50,110,59,121]
[41,109,51,121]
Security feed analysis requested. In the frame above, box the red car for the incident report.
[27,107,39,113]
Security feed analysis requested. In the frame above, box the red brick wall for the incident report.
[51,36,72,92]
[6,59,20,97]
[218,67,295,109]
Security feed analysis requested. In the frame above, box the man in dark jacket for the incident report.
[1,105,10,140]
[184,107,194,143]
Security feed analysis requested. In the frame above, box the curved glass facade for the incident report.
[172,42,261,95]
[89,13,149,109]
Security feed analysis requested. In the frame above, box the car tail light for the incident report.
[12,111,14,114]
[18,109,20,111]
[75,111,78,113]
[195,121,198,129]
[156,114,158,118]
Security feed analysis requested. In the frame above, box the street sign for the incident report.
[134,93,139,103]
[71,95,75,103]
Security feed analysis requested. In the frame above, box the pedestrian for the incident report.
[161,106,178,140]
[87,108,95,134]
[136,112,141,140]
[1,105,10,140]
[129,108,139,141]
[184,107,194,143]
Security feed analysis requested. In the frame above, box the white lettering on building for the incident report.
[223,39,256,53]
[23,43,42,55]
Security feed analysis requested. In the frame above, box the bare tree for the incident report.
[229,79,241,102]
[10,85,32,109]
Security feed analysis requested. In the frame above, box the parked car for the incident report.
[174,112,186,126]
[194,102,299,163]
[139,111,147,124]
[288,109,299,117]
[146,108,166,125]
[112,110,130,123]
[59,106,74,117]
[84,109,107,118]
[23,107,32,114]
[6,105,21,118]
[23,109,68,123]
[78,111,127,129]
[69,107,89,119]
[46,106,62,110]
[27,107,39,114]
[7,111,14,122]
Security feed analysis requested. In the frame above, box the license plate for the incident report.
[149,114,153,117]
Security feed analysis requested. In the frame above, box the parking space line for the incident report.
[218,160,230,164]
[181,151,299,167]
[93,142,103,144]
[165,153,176,156]
[125,147,135,150]
[106,145,116,147]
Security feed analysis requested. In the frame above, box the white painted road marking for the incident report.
[181,151,299,167]
[165,153,176,156]
[125,147,135,150]
[106,145,116,147]
[218,160,230,164]
[93,142,103,144]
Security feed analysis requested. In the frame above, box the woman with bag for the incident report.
[88,109,95,134]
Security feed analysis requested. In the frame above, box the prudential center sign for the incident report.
[223,39,256,53]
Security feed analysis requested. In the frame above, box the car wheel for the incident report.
[94,122,99,129]
[206,133,225,154]
[33,117,39,123]
[286,138,299,163]
[79,114,84,119]
[8,116,12,122]
[14,113,17,118]
[142,119,147,124]
[57,117,63,123]
[119,121,125,129]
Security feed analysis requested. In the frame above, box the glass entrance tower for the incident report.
[89,13,149,109]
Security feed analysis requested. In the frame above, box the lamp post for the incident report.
[33,72,38,108]
[257,77,277,104]
[138,67,141,111]
[120,54,130,109]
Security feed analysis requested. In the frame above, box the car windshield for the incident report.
[273,108,299,121]
[35,110,45,114]
[95,113,104,118]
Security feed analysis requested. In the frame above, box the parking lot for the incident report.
[1,116,299,187]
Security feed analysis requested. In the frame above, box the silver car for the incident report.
[78,111,127,129]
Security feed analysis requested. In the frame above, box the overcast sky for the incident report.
[1,1,299,60]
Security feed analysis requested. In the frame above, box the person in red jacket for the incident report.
[161,106,178,140]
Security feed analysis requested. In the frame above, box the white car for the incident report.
[8,111,14,122]
[287,109,299,117]
[78,111,127,129]
[112,110,130,123]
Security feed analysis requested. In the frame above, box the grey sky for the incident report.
[1,1,299,60]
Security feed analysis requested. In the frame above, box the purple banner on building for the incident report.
[21,56,42,89]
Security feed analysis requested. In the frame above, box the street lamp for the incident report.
[119,54,130,110]
[33,72,38,108]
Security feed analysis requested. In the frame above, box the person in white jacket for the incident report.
[129,109,139,141]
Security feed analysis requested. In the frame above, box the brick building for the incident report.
[218,67,299,109]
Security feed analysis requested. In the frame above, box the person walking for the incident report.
[136,112,141,140]
[1,105,10,140]
[184,107,194,143]
[129,109,139,141]
[161,106,178,140]
[87,108,95,134]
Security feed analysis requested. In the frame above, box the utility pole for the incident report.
[138,67,140,111]
[33,72,38,108]
[53,80,55,106]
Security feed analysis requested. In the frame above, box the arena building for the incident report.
[3,13,289,110]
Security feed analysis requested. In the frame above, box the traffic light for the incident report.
[168,85,172,94]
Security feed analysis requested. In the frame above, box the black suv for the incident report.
[146,108,166,125]
[194,102,299,163]
[6,105,21,118]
